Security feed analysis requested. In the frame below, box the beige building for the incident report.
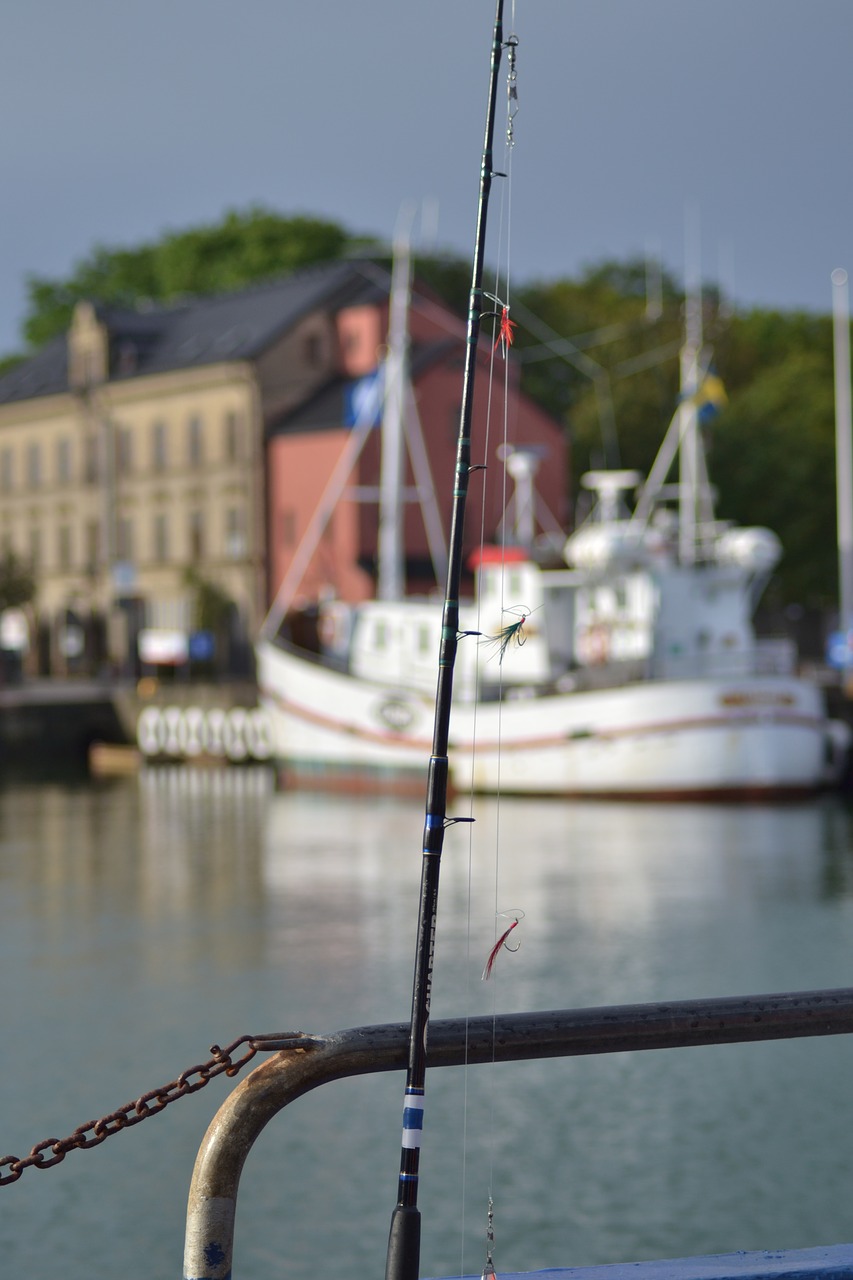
[0,262,383,676]
[0,259,569,678]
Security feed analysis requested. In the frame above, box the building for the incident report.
[265,262,570,620]
[0,260,568,677]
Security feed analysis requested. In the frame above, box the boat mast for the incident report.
[832,267,853,649]
[378,210,415,601]
[385,4,506,1278]
[679,225,703,565]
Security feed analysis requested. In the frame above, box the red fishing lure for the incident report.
[481,911,524,980]
[493,305,516,355]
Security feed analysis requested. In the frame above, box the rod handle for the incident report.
[385,1204,421,1280]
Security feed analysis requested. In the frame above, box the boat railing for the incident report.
[652,641,796,682]
[754,637,799,675]
[183,987,853,1280]
[273,633,350,674]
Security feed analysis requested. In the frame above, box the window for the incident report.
[78,348,97,387]
[26,443,41,489]
[29,528,41,571]
[188,510,204,560]
[224,410,241,463]
[84,520,100,573]
[153,513,169,564]
[57,438,72,485]
[304,333,323,366]
[225,507,246,558]
[116,427,133,477]
[57,524,73,571]
[151,421,167,473]
[0,448,13,493]
[116,517,134,563]
[83,436,99,484]
[187,416,203,467]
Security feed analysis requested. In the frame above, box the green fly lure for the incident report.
[486,605,536,664]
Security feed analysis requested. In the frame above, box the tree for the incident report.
[0,550,36,612]
[709,340,837,608]
[513,260,687,500]
[22,208,368,347]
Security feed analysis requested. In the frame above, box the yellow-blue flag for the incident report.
[695,370,727,424]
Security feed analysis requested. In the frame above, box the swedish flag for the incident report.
[695,369,727,425]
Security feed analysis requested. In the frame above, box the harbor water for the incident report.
[3,768,853,1279]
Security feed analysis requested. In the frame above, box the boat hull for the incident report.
[257,639,834,799]
[453,677,828,799]
[257,638,434,794]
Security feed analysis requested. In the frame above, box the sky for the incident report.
[2,0,853,356]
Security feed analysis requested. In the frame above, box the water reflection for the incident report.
[4,773,853,1280]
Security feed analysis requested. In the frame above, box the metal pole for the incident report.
[832,269,853,667]
[385,4,505,1278]
[378,207,415,602]
[679,209,703,566]
[184,988,853,1280]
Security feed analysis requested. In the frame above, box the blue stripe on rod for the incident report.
[401,1090,425,1150]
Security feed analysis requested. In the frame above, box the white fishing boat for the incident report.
[9,10,853,1280]
[257,314,842,799]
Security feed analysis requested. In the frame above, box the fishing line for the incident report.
[455,39,519,1280]
[456,20,522,1280]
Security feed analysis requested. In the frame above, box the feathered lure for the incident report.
[482,910,524,980]
[484,605,536,664]
[493,305,516,356]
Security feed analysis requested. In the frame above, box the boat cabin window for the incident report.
[418,625,431,655]
[373,620,387,649]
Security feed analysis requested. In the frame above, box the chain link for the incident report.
[0,1033,286,1187]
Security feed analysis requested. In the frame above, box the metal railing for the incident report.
[183,986,853,1280]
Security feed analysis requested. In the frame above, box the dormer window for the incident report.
[68,301,108,390]
[117,342,138,376]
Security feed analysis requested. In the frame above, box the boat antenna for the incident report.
[385,4,508,1278]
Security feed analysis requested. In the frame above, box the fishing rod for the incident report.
[385,3,508,1278]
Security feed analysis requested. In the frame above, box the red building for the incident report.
[266,261,569,613]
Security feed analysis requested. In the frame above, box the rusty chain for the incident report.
[0,1032,296,1187]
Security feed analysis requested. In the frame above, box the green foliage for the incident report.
[0,352,25,376]
[709,341,837,607]
[183,567,233,634]
[22,208,357,347]
[0,550,36,612]
[7,199,844,612]
[510,271,840,610]
[514,260,686,486]
[411,253,472,317]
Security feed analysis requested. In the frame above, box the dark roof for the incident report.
[269,337,464,438]
[0,259,390,407]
